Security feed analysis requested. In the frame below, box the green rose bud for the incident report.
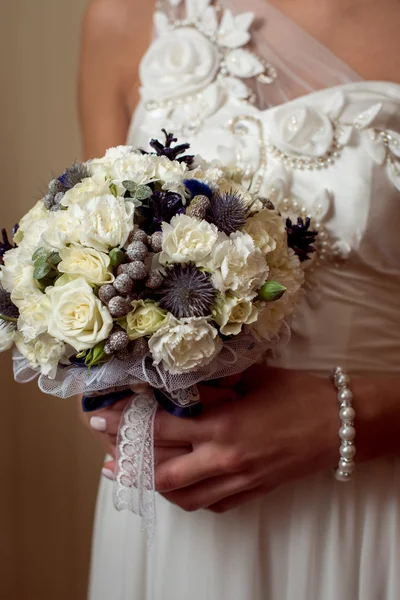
[258,281,287,302]
[109,248,126,268]
[123,300,168,341]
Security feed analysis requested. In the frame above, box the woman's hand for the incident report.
[153,367,340,513]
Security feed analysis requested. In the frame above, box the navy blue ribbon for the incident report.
[82,388,133,413]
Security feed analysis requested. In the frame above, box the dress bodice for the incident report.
[127,0,400,376]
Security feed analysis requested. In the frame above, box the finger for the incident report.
[198,386,238,408]
[89,399,131,435]
[207,488,262,514]
[162,474,251,512]
[155,445,223,492]
[153,409,213,444]
[101,447,191,482]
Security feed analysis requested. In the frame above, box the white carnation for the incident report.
[149,315,222,375]
[243,209,286,255]
[213,294,258,336]
[109,153,158,185]
[156,156,188,191]
[41,209,81,250]
[89,146,134,179]
[1,248,34,294]
[71,194,134,252]
[61,174,120,207]
[160,214,219,265]
[14,200,48,245]
[207,231,269,297]
[14,332,66,379]
[46,276,113,351]
[58,245,114,285]
[0,325,15,352]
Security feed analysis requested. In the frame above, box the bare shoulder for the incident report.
[82,0,154,61]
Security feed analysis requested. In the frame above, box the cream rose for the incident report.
[0,326,15,352]
[160,214,219,265]
[124,300,168,341]
[149,315,222,375]
[140,28,220,102]
[46,276,113,351]
[71,194,134,252]
[14,332,66,379]
[14,200,48,245]
[58,245,114,285]
[213,295,258,336]
[207,231,269,296]
[243,209,286,255]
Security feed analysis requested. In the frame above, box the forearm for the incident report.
[352,375,400,462]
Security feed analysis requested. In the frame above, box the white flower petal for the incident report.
[324,91,345,120]
[362,129,387,165]
[336,124,353,146]
[264,165,292,206]
[186,0,211,21]
[353,102,382,129]
[387,159,400,192]
[154,11,171,37]
[222,76,250,99]
[225,49,264,78]
[218,10,254,48]
[387,130,400,158]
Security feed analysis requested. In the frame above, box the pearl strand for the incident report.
[332,367,356,482]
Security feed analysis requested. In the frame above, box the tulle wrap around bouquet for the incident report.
[0,131,316,535]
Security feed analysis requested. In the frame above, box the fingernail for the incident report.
[90,416,107,432]
[101,468,115,481]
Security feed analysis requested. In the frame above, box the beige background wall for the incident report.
[0,2,104,599]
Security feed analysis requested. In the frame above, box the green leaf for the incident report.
[33,262,52,281]
[47,252,61,266]
[0,313,18,323]
[122,180,138,193]
[32,247,48,262]
[109,183,118,197]
[109,248,125,268]
[258,281,287,302]
[84,342,107,369]
[134,185,153,201]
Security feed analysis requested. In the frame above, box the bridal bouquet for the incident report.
[0,131,315,532]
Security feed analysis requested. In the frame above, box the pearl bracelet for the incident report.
[332,367,356,482]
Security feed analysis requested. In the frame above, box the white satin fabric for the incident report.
[89,2,400,598]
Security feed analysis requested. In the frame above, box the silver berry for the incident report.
[129,229,149,245]
[115,346,132,361]
[126,241,148,262]
[124,261,148,281]
[113,274,134,295]
[108,296,131,318]
[146,270,164,289]
[98,284,117,305]
[108,330,130,352]
[186,195,211,220]
[117,264,129,276]
[150,231,163,253]
[131,337,149,358]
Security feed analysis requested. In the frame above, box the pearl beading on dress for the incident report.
[332,367,356,482]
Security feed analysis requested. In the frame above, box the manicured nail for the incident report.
[90,416,107,432]
[102,468,115,481]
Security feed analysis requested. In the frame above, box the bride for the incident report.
[80,1,400,598]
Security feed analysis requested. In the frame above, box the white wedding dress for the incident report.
[89,2,400,598]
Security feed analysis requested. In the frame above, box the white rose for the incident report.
[14,200,48,244]
[46,276,113,351]
[243,209,286,255]
[213,294,258,336]
[58,245,114,286]
[89,146,134,179]
[0,325,15,352]
[71,194,134,252]
[41,209,81,250]
[269,105,334,157]
[160,214,219,265]
[207,231,269,296]
[109,153,158,186]
[124,300,168,340]
[61,174,120,207]
[149,315,222,375]
[140,28,220,101]
[14,332,66,379]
